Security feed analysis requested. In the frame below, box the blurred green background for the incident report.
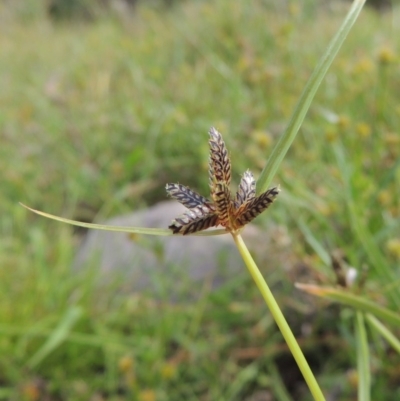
[0,0,399,400]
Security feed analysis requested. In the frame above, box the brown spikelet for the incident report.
[234,187,280,229]
[234,170,256,208]
[168,208,219,235]
[212,182,233,227]
[208,127,231,191]
[166,183,214,211]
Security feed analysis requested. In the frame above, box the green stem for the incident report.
[355,312,370,401]
[232,233,326,401]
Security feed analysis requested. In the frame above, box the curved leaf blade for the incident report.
[20,203,227,236]
[295,284,400,327]
[257,0,366,193]
[366,314,400,355]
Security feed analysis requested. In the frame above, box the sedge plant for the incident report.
[22,1,367,400]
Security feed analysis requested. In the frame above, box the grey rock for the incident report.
[74,201,290,296]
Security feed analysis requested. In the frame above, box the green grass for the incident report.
[1,1,400,400]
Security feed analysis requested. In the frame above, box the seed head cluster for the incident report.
[166,127,280,235]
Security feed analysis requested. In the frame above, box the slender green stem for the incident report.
[355,312,370,401]
[232,233,326,401]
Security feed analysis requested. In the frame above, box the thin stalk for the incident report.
[355,312,370,401]
[232,233,326,401]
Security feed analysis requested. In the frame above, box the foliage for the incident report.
[0,0,399,400]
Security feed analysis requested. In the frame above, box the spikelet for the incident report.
[212,182,233,227]
[234,187,280,229]
[208,127,231,193]
[168,208,219,235]
[234,170,256,208]
[166,183,214,211]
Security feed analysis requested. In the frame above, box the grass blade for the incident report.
[257,0,366,193]
[222,361,260,401]
[355,312,370,401]
[296,284,400,327]
[266,360,294,401]
[0,323,133,349]
[332,145,400,306]
[296,217,331,266]
[366,314,400,355]
[20,203,227,236]
[27,306,83,369]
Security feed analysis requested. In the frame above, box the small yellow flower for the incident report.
[325,128,338,143]
[278,22,294,38]
[138,389,157,401]
[251,130,272,149]
[356,122,371,138]
[378,46,396,65]
[315,201,332,217]
[384,133,400,147]
[237,56,251,73]
[288,3,300,17]
[387,239,400,259]
[378,190,392,207]
[347,369,359,389]
[161,362,177,379]
[245,144,261,161]
[353,57,374,74]
[337,115,350,130]
[119,355,134,373]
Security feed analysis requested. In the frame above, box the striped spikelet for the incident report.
[233,187,280,229]
[168,208,218,235]
[166,183,215,211]
[208,127,231,193]
[234,170,256,208]
[212,182,233,228]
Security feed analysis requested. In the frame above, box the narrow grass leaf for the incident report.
[266,360,294,401]
[223,361,260,401]
[366,314,400,355]
[0,323,134,349]
[257,0,366,194]
[20,203,227,236]
[355,312,370,401]
[332,145,400,306]
[296,217,331,265]
[27,306,83,369]
[296,284,400,327]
